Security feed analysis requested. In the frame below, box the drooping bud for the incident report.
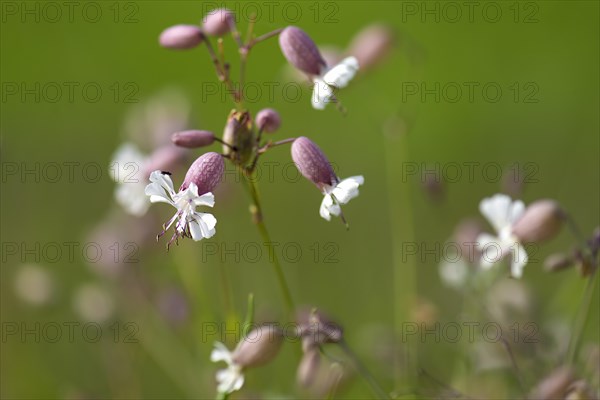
[347,24,393,70]
[202,8,234,36]
[171,130,215,148]
[544,253,574,272]
[512,200,564,243]
[159,25,203,49]
[291,137,337,190]
[529,366,575,400]
[255,108,281,133]
[232,325,283,368]
[297,349,321,387]
[180,152,224,194]
[279,26,327,76]
[296,308,343,351]
[222,110,254,165]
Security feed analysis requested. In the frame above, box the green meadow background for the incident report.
[1,1,598,398]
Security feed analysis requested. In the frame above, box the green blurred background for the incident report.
[1,1,598,398]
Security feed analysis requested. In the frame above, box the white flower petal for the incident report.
[322,56,359,88]
[231,373,245,392]
[188,213,217,241]
[319,194,339,221]
[312,78,335,110]
[110,143,146,184]
[145,171,177,204]
[479,194,524,234]
[210,342,233,364]
[477,233,504,269]
[194,192,215,208]
[115,181,150,216]
[510,242,528,278]
[331,175,364,204]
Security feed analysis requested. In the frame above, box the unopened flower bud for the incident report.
[291,137,337,190]
[296,308,343,350]
[255,108,281,133]
[171,130,215,148]
[347,24,393,70]
[222,110,254,165]
[529,366,575,400]
[232,325,283,368]
[159,25,203,49]
[544,253,574,272]
[279,26,327,76]
[202,8,234,36]
[512,200,564,243]
[297,349,321,387]
[180,152,224,194]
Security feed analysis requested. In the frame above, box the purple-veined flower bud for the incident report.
[347,24,393,70]
[159,25,203,49]
[291,137,337,190]
[512,199,564,243]
[202,8,234,36]
[279,26,327,76]
[297,349,321,387]
[180,152,224,194]
[255,108,281,133]
[232,325,283,368]
[222,109,254,165]
[171,130,215,148]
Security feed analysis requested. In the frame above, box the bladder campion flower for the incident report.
[279,26,359,110]
[476,193,528,278]
[211,325,283,394]
[291,137,364,224]
[145,152,224,247]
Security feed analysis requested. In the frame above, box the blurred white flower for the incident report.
[439,257,469,289]
[210,341,245,394]
[14,264,53,306]
[73,283,115,323]
[319,176,364,221]
[110,143,150,216]
[312,57,359,110]
[476,194,528,278]
[145,171,216,244]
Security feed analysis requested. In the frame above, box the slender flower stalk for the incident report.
[566,267,599,364]
[382,115,418,392]
[338,340,391,400]
[242,169,295,315]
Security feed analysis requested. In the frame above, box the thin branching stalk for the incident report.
[339,340,390,399]
[384,126,418,391]
[566,268,599,364]
[240,168,295,316]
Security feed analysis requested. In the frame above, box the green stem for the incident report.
[566,268,599,364]
[339,340,390,399]
[385,125,418,391]
[243,171,295,316]
[216,391,229,400]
